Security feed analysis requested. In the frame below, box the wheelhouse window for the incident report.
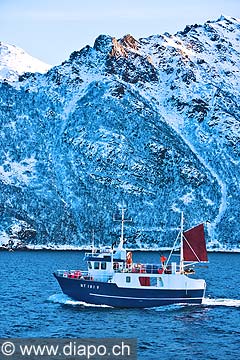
[150,277,157,286]
[94,262,100,269]
[139,277,150,286]
[158,277,164,287]
[88,262,92,269]
[113,262,119,270]
[101,262,106,270]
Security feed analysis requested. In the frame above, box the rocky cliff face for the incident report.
[0,15,239,250]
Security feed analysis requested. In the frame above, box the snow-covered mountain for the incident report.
[0,42,51,83]
[0,15,239,251]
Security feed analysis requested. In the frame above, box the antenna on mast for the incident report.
[113,203,132,249]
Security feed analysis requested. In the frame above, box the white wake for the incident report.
[48,293,112,308]
[202,297,240,307]
[48,294,240,309]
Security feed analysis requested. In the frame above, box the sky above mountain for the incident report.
[0,0,239,65]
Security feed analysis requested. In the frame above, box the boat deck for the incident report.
[55,262,183,282]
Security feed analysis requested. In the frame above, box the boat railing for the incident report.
[56,269,88,279]
[85,247,112,257]
[85,252,99,258]
[123,263,181,274]
[55,270,114,282]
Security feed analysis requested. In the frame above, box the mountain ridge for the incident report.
[0,15,239,251]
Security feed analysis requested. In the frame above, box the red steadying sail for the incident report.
[183,224,208,262]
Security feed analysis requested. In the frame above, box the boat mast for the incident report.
[91,229,94,255]
[120,207,126,250]
[180,212,184,273]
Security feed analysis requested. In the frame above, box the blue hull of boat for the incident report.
[54,274,204,308]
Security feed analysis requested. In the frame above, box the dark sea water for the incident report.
[0,251,239,359]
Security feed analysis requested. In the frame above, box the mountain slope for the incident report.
[0,15,239,250]
[0,42,51,83]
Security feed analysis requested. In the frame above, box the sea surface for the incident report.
[0,251,239,359]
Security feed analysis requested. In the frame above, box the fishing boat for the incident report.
[54,209,208,308]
